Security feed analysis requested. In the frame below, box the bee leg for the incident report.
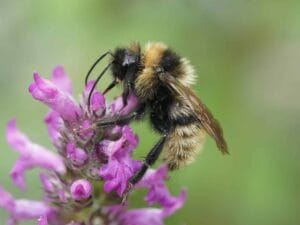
[122,91,128,106]
[122,84,131,106]
[103,79,119,95]
[122,135,167,202]
[96,111,138,127]
[97,103,146,127]
[130,135,167,185]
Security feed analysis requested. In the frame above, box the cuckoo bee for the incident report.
[85,42,228,188]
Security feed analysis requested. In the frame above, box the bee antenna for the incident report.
[84,50,114,86]
[87,61,113,111]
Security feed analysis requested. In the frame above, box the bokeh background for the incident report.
[1,1,300,224]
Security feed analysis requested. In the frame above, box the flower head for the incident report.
[0,66,186,225]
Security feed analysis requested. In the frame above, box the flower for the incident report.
[136,166,187,216]
[29,72,82,122]
[0,66,186,225]
[99,126,141,196]
[0,186,53,225]
[6,119,66,191]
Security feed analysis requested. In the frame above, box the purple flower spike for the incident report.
[1,66,186,225]
[29,72,82,122]
[6,119,66,190]
[70,179,93,201]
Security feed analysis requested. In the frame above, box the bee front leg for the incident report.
[122,93,128,106]
[97,104,146,127]
[103,79,119,95]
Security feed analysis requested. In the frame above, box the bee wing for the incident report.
[159,73,228,154]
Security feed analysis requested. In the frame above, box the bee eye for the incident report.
[122,54,136,66]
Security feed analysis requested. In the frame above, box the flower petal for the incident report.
[66,143,88,166]
[6,119,66,190]
[108,92,139,116]
[39,173,55,193]
[10,158,32,190]
[91,92,106,114]
[29,72,82,122]
[44,110,63,145]
[0,185,53,224]
[14,200,52,220]
[161,190,186,218]
[100,158,141,196]
[51,66,73,94]
[79,120,94,139]
[101,126,138,158]
[120,208,164,225]
[37,215,48,225]
[0,185,15,212]
[137,165,187,216]
[105,205,164,225]
[83,80,106,114]
[99,126,140,196]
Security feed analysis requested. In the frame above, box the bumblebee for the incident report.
[85,42,228,186]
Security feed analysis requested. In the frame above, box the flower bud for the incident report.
[70,179,93,201]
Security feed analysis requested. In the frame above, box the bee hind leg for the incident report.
[130,135,167,185]
[122,135,167,202]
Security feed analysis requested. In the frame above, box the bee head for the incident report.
[111,45,141,82]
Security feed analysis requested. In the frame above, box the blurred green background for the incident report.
[1,0,300,224]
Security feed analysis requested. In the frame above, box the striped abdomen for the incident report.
[164,123,206,170]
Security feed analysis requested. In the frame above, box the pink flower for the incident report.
[137,165,187,216]
[6,119,65,190]
[99,126,141,196]
[108,93,139,116]
[0,186,53,225]
[84,80,106,114]
[29,72,82,122]
[66,143,88,166]
[51,66,73,94]
[44,110,63,146]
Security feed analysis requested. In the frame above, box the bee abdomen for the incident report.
[165,124,206,170]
